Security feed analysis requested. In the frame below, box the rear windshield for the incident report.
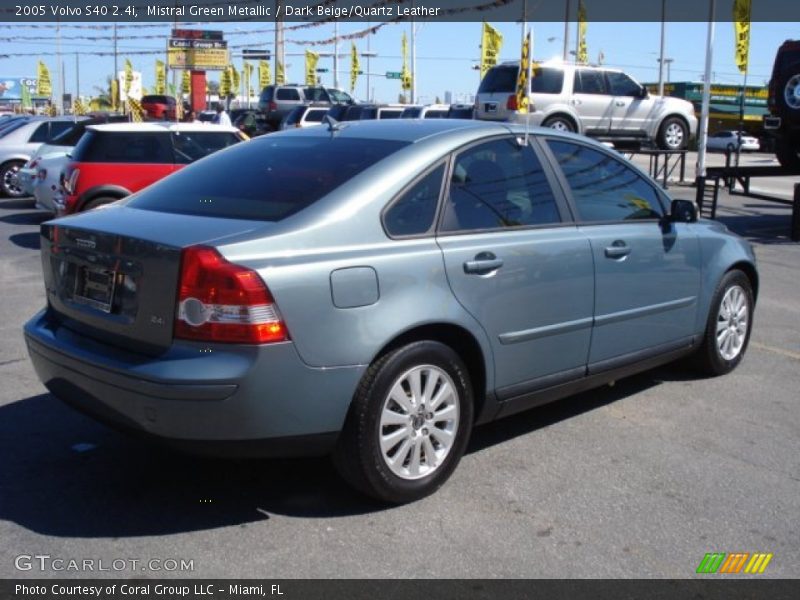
[127,136,410,221]
[304,109,328,122]
[478,66,564,94]
[50,123,87,146]
[142,95,170,104]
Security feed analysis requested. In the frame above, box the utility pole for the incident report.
[56,18,62,113]
[658,0,666,95]
[696,0,716,180]
[563,0,571,61]
[333,21,339,89]
[75,52,79,99]
[113,22,118,107]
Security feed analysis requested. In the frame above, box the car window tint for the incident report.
[441,138,561,232]
[360,107,378,119]
[575,69,606,95]
[48,121,74,140]
[379,110,402,119]
[547,140,664,222]
[276,88,301,101]
[606,71,641,96]
[304,109,328,123]
[128,137,410,221]
[530,67,565,94]
[384,164,444,237]
[284,107,303,126]
[478,66,518,93]
[74,131,174,164]
[28,122,51,143]
[424,111,448,119]
[172,132,241,164]
[303,88,328,102]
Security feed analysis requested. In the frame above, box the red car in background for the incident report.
[57,123,245,215]
[140,95,178,120]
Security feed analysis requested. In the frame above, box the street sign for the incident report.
[243,49,270,60]
[386,71,402,79]
[316,68,329,73]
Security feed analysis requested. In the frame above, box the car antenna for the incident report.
[322,114,344,133]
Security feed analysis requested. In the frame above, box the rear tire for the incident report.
[333,341,474,504]
[693,269,754,376]
[657,117,688,150]
[81,196,117,212]
[775,136,800,170]
[542,115,576,133]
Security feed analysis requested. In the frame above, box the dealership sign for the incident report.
[0,78,47,100]
[167,31,228,71]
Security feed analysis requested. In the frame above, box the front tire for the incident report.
[657,117,688,150]
[333,341,474,504]
[693,270,754,376]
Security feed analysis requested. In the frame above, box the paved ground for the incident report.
[0,173,798,579]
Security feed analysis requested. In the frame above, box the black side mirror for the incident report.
[638,86,649,99]
[670,198,698,223]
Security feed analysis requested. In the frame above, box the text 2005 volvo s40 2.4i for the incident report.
[25,120,757,503]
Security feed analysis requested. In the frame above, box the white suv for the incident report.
[476,62,697,150]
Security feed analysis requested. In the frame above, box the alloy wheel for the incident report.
[716,285,749,361]
[378,365,460,480]
[2,163,23,197]
[785,74,800,110]
[664,122,685,149]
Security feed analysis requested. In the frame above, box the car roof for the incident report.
[87,122,240,134]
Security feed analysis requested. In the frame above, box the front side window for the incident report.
[171,132,241,164]
[441,138,561,232]
[547,140,664,222]
[276,88,301,101]
[606,71,642,97]
[383,165,445,237]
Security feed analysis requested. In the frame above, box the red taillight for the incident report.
[38,168,47,181]
[175,246,289,345]
[506,95,518,111]
[268,101,278,111]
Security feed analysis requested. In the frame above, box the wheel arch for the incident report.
[369,322,494,424]
[729,260,759,302]
[77,185,130,212]
[657,113,690,139]
[542,111,580,134]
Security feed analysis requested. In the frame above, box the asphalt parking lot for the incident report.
[0,159,798,579]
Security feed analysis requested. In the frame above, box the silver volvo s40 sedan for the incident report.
[24,120,757,503]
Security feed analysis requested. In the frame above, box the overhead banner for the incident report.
[577,0,589,64]
[0,77,44,100]
[480,22,503,79]
[733,0,751,74]
[36,61,51,96]
[305,50,319,85]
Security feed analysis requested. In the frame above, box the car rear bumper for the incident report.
[24,309,365,456]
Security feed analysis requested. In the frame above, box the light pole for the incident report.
[361,50,377,102]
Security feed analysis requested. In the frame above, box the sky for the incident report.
[0,19,797,104]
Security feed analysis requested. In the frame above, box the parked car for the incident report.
[25,120,757,503]
[20,115,129,212]
[447,104,475,119]
[400,104,450,119]
[0,116,85,197]
[56,122,245,215]
[258,85,353,130]
[141,95,177,120]
[763,39,800,169]
[706,130,760,153]
[232,110,272,138]
[341,104,404,121]
[280,104,330,129]
[475,61,698,150]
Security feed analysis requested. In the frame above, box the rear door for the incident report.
[572,69,613,135]
[437,136,595,396]
[544,138,701,369]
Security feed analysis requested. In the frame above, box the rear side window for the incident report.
[276,88,301,101]
[127,137,410,221]
[48,121,74,140]
[530,67,565,94]
[303,88,329,102]
[172,132,240,164]
[72,131,174,164]
[424,110,448,119]
[51,123,86,146]
[575,69,606,95]
[379,110,402,119]
[441,138,561,232]
[478,66,518,94]
[401,108,422,118]
[383,164,444,237]
[547,140,663,222]
[606,71,641,96]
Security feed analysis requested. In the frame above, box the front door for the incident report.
[436,136,595,396]
[571,68,614,135]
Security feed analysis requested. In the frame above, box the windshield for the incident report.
[127,136,410,221]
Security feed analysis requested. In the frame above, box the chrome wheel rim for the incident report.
[785,74,800,110]
[379,365,460,480]
[2,164,23,197]
[664,122,684,149]
[716,285,749,361]
[549,120,570,132]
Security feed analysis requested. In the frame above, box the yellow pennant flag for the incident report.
[73,97,86,116]
[124,59,134,96]
[182,70,191,94]
[36,61,52,97]
[401,32,411,91]
[277,61,285,85]
[577,0,589,65]
[515,30,532,114]
[243,61,252,100]
[305,50,319,86]
[733,0,751,74]
[259,60,271,89]
[128,97,144,123]
[229,65,240,94]
[155,59,166,95]
[350,43,360,93]
[480,23,503,79]
[219,67,231,97]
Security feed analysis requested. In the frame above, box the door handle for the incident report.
[615,101,626,106]
[464,252,504,274]
[571,98,582,106]
[604,241,631,259]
